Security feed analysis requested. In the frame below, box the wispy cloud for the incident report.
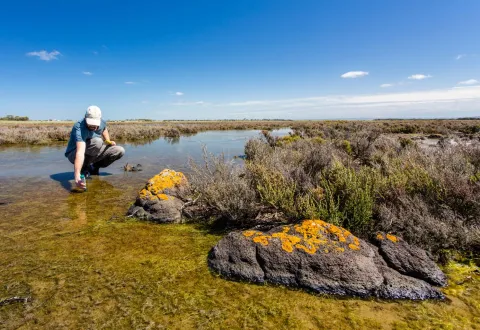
[26,50,61,61]
[408,74,432,80]
[82,71,93,76]
[456,54,466,60]
[341,71,369,79]
[218,86,480,118]
[175,92,184,96]
[93,51,98,55]
[156,86,480,119]
[141,100,149,104]
[458,79,478,85]
[171,101,208,106]
[380,83,394,88]
[124,81,137,85]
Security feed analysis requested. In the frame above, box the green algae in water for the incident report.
[1,177,479,329]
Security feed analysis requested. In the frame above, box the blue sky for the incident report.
[1,0,479,120]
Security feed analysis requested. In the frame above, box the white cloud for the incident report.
[380,83,394,88]
[175,92,184,96]
[458,79,478,85]
[203,85,480,119]
[82,71,93,76]
[224,86,480,108]
[341,71,369,79]
[125,81,137,85]
[408,74,432,80]
[171,101,208,106]
[26,50,61,61]
[456,54,466,60]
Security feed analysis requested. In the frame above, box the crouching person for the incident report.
[65,106,125,189]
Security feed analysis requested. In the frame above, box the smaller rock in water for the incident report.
[124,163,143,172]
[127,169,188,223]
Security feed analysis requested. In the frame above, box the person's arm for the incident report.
[102,128,116,146]
[74,141,86,188]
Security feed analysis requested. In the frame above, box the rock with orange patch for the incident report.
[208,220,444,300]
[127,169,188,223]
[373,232,447,287]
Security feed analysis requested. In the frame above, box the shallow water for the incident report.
[0,130,479,329]
[0,130,290,179]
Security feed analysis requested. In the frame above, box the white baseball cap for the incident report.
[85,105,102,126]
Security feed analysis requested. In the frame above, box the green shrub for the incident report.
[249,164,298,218]
[399,137,415,149]
[341,140,352,155]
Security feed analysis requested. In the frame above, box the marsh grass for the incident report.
[3,119,480,146]
[0,177,479,329]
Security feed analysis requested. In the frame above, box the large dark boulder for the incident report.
[208,220,445,300]
[373,232,447,287]
[127,169,187,224]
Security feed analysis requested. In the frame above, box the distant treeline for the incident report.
[0,115,29,121]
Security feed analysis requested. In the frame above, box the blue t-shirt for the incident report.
[64,118,107,156]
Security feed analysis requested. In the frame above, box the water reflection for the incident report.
[164,136,180,144]
[66,178,116,227]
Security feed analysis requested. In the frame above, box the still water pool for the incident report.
[0,130,288,179]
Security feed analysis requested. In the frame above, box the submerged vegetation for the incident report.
[0,177,479,329]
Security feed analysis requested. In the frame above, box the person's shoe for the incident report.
[88,164,100,176]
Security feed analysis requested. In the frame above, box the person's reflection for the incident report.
[66,178,115,228]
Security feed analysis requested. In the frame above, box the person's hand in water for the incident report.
[75,177,86,189]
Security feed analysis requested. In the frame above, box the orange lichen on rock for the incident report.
[386,234,398,243]
[252,235,269,246]
[243,230,259,237]
[296,244,317,254]
[271,231,302,253]
[138,169,187,201]
[157,193,169,200]
[376,233,385,240]
[348,243,360,251]
[242,219,362,255]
